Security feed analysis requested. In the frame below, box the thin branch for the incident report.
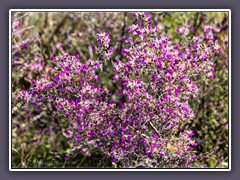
[148,121,161,138]
[119,12,127,60]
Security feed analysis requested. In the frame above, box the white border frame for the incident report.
[9,9,231,171]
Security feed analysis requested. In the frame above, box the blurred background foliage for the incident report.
[11,11,229,168]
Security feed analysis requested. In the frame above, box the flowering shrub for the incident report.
[11,12,126,168]
[15,12,226,168]
[184,15,229,167]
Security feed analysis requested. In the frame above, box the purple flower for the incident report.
[189,132,195,137]
[109,100,114,104]
[132,12,137,18]
[174,45,179,50]
[118,89,123,95]
[111,158,118,162]
[21,43,27,49]
[191,155,197,161]
[75,54,79,59]
[96,87,102,93]
[167,88,173,92]
[191,142,198,147]
[55,75,60,82]
[158,64,163,70]
[122,49,130,55]
[150,43,156,48]
[57,104,62,109]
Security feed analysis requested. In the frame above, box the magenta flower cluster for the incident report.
[18,12,220,168]
[96,32,114,60]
